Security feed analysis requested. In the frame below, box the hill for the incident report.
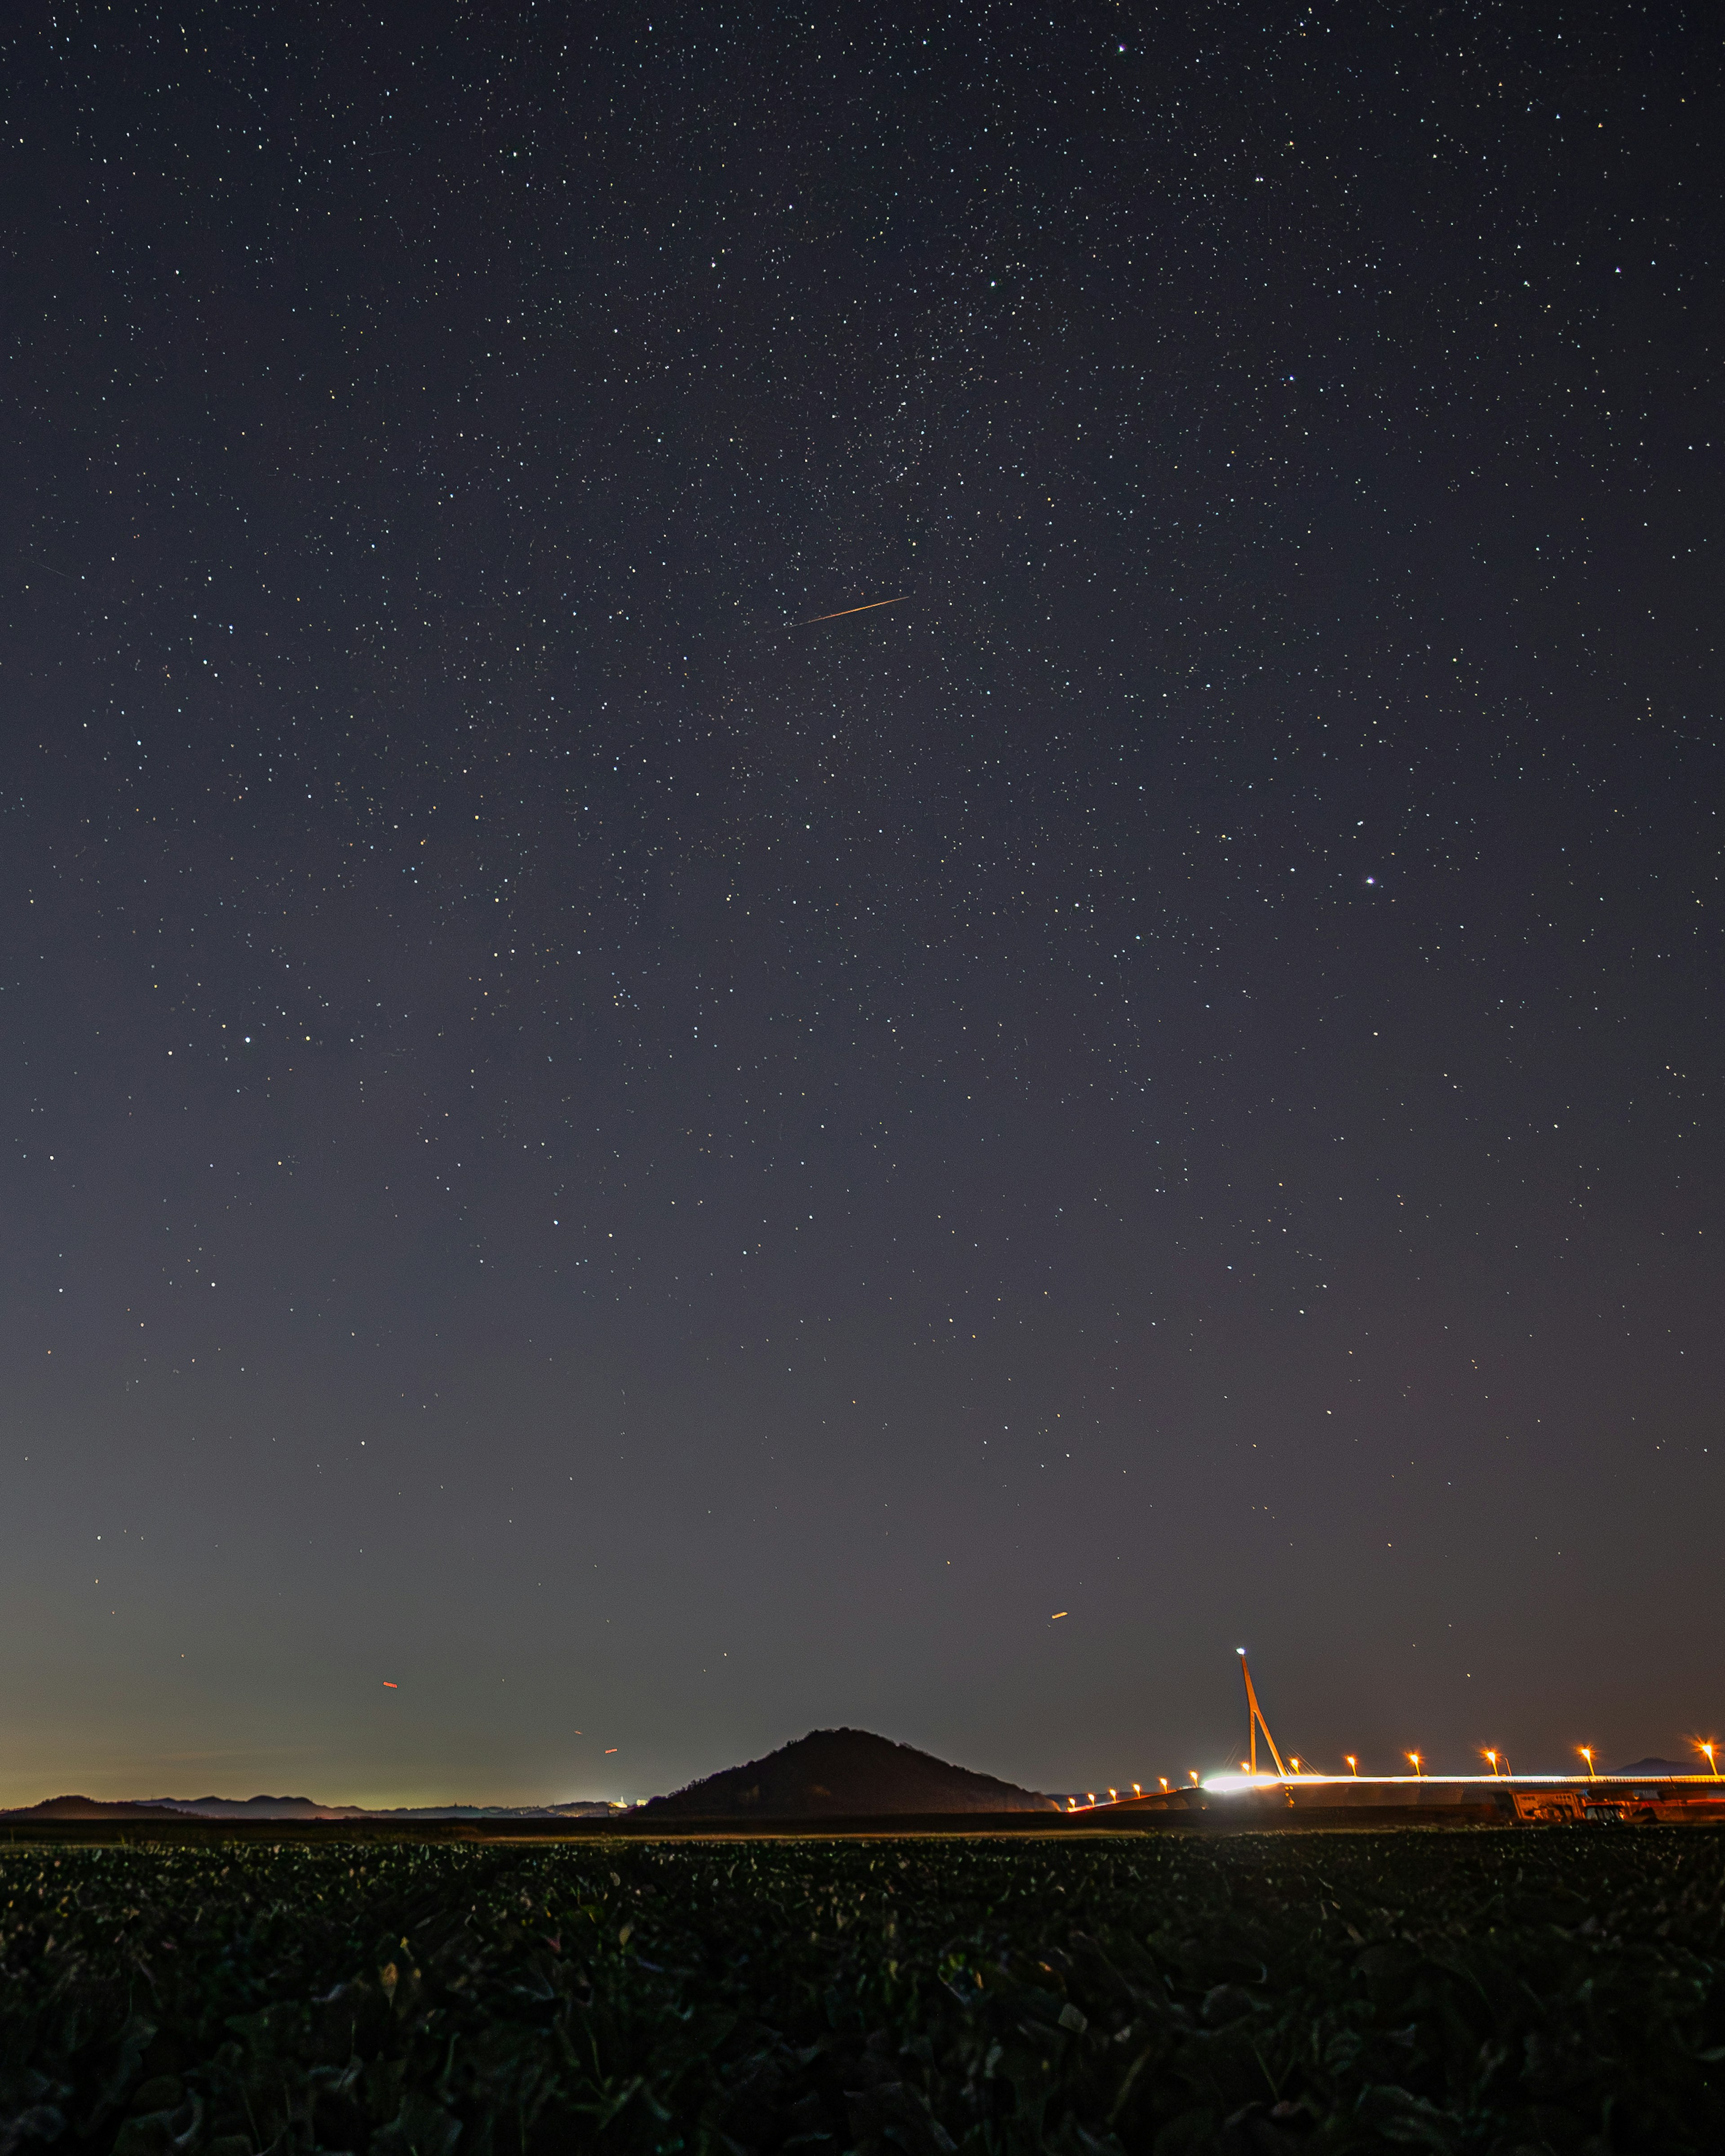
[140,1794,332,1818]
[1,1795,191,1821]
[646,1727,1058,1816]
[134,1796,623,1820]
[4,1793,623,1822]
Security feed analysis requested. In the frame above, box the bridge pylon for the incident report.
[1236,1649,1289,1777]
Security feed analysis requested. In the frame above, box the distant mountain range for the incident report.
[13,1741,1689,1827]
[1,1733,1054,1822]
[1,1794,622,1821]
[646,1727,1058,1816]
[3,1797,193,1821]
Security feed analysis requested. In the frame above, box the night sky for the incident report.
[3,4,1720,1808]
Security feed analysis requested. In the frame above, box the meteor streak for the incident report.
[800,595,907,624]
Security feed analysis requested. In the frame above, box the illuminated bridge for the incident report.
[1063,1654,1725,1827]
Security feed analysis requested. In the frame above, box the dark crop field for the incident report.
[4,1828,1724,2155]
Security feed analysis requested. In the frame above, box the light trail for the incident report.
[800,595,907,624]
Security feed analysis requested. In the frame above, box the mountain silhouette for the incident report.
[2,1795,190,1820]
[646,1727,1057,1816]
[140,1794,331,1816]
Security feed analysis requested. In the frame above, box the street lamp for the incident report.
[1189,1771,1200,1785]
[1579,1747,1596,1780]
[1345,1755,1358,1775]
[1702,1742,1719,1780]
[1407,1752,1423,1778]
[1483,1750,1499,1776]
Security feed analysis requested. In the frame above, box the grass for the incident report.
[3,1827,1724,2153]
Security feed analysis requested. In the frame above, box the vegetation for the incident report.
[4,1827,1724,2153]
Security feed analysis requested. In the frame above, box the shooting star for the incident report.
[800,595,907,624]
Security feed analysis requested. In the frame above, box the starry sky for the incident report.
[2,2,1720,1807]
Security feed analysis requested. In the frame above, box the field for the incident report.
[4,1828,1724,2154]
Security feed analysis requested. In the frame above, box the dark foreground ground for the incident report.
[4,1827,1722,2155]
[0,1794,1579,1846]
